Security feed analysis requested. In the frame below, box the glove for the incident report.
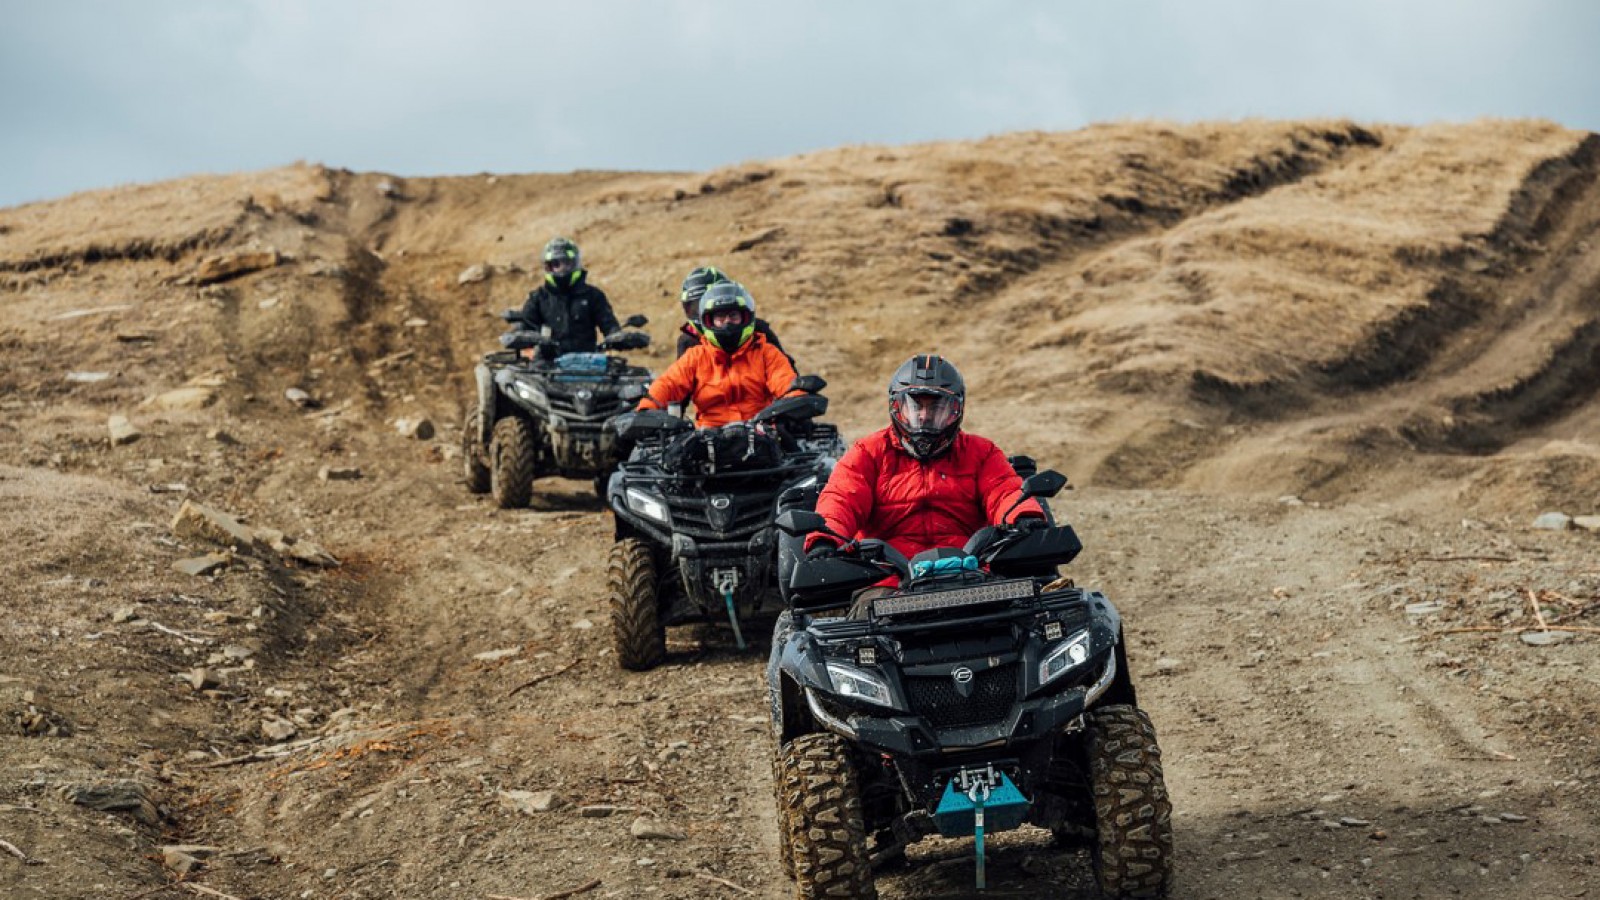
[805,543,841,561]
[1012,515,1048,532]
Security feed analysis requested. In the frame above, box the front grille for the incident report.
[663,491,776,540]
[546,388,627,424]
[905,664,1018,729]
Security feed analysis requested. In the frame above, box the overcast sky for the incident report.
[2,0,1597,209]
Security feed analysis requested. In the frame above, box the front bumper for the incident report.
[805,652,1115,758]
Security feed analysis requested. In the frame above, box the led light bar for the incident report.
[873,579,1036,617]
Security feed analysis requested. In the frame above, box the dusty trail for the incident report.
[4,120,1599,899]
[184,476,1595,899]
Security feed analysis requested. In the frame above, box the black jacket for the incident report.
[676,318,792,364]
[518,271,621,355]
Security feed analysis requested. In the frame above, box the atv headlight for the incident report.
[625,488,670,526]
[512,380,546,406]
[789,474,819,491]
[1039,629,1093,686]
[825,662,894,709]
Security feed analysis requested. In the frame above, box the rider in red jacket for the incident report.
[806,355,1043,563]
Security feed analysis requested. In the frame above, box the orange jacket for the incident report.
[638,333,799,428]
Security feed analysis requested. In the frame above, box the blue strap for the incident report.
[974,791,986,890]
[910,555,979,580]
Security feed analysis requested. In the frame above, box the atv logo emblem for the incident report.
[574,389,595,415]
[708,494,736,531]
[951,666,975,697]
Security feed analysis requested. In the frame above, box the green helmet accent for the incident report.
[698,281,756,351]
[680,265,730,321]
[542,237,582,288]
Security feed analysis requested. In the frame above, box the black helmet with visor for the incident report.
[680,266,729,322]
[542,237,582,288]
[697,281,756,352]
[888,354,965,460]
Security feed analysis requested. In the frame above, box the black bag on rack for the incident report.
[661,421,783,475]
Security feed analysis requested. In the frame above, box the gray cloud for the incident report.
[2,0,1596,208]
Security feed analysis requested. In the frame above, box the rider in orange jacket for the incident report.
[637,281,800,428]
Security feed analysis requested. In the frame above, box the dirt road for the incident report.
[3,119,1598,899]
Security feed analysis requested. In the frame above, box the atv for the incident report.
[461,311,653,508]
[604,379,845,671]
[766,470,1173,899]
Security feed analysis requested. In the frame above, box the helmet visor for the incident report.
[545,257,576,275]
[705,308,751,330]
[893,389,962,433]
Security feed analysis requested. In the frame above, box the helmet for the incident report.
[680,266,730,322]
[542,237,582,289]
[698,281,756,352]
[887,355,965,460]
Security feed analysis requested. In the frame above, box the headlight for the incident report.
[625,488,670,526]
[513,381,546,406]
[789,474,819,491]
[825,662,894,709]
[1039,629,1093,686]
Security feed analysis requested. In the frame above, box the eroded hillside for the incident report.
[2,120,1598,899]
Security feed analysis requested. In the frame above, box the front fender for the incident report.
[474,362,496,446]
[768,621,835,744]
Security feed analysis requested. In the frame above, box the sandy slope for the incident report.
[2,119,1598,899]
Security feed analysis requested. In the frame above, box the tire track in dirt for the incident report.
[950,124,1385,333]
[1134,134,1600,498]
[947,127,1390,493]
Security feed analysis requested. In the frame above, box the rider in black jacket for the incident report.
[674,265,791,364]
[518,237,621,356]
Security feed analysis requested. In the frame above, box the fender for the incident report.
[769,625,836,744]
[474,362,496,446]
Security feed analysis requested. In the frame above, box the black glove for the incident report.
[1012,516,1048,532]
[806,543,841,561]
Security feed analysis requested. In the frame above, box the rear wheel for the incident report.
[778,733,876,900]
[489,416,537,509]
[1087,704,1173,899]
[607,538,664,671]
[461,403,490,494]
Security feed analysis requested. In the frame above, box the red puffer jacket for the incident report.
[808,428,1043,561]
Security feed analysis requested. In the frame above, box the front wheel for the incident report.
[490,415,538,509]
[777,733,876,900]
[461,403,491,494]
[1087,704,1174,899]
[607,538,664,671]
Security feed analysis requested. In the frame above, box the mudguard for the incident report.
[474,362,496,446]
[767,619,838,744]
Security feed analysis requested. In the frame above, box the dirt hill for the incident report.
[2,120,1597,899]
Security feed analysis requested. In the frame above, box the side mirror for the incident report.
[774,509,826,537]
[618,383,647,402]
[1020,470,1068,499]
[499,330,549,352]
[788,374,827,394]
[623,313,649,328]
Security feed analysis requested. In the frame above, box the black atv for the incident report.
[766,471,1173,899]
[461,312,652,508]
[604,379,845,671]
